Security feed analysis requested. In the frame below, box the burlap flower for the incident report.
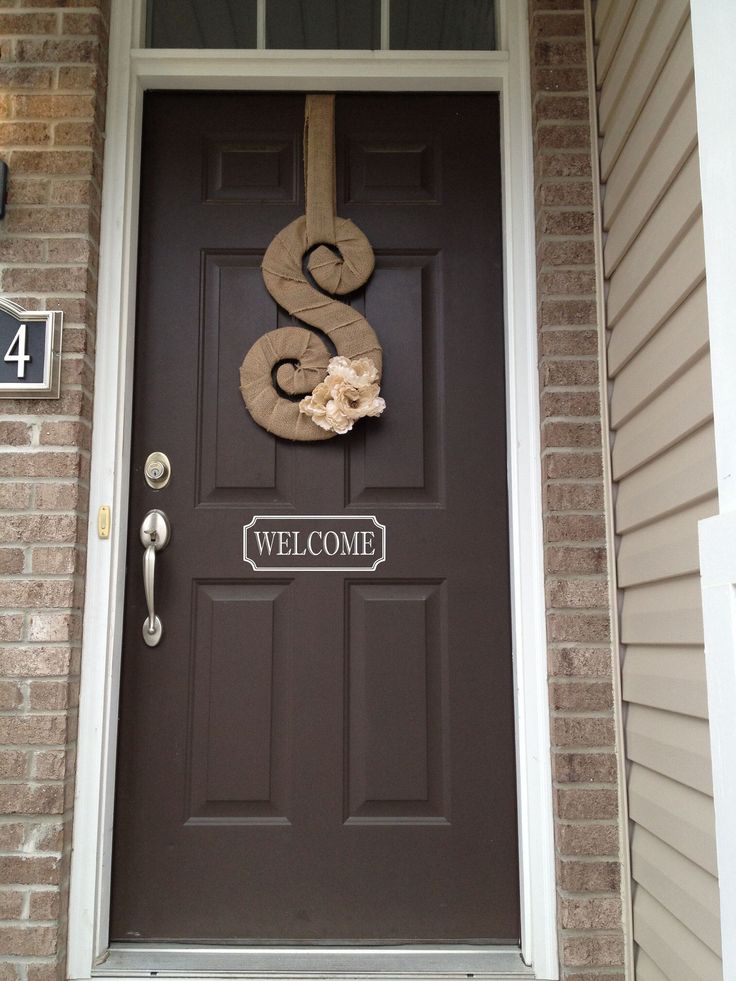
[327,356,380,388]
[299,356,386,434]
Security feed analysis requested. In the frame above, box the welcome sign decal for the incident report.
[243,515,386,572]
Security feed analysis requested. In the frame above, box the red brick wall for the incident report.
[530,0,626,977]
[0,2,109,979]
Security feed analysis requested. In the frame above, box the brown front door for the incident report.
[111,92,518,944]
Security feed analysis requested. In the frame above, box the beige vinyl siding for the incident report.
[632,827,721,955]
[595,3,722,978]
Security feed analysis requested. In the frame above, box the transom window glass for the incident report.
[148,0,259,48]
[146,0,496,50]
[267,0,380,49]
[390,0,496,50]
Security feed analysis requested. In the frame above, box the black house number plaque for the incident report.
[0,297,63,399]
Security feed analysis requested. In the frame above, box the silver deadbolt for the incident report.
[144,451,171,489]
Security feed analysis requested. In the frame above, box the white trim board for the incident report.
[68,2,557,979]
[691,1,736,515]
[692,2,736,976]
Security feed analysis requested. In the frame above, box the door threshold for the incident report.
[93,943,534,979]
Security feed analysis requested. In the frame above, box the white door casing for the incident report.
[67,2,558,978]
[692,2,736,977]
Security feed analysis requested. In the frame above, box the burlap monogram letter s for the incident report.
[239,95,385,441]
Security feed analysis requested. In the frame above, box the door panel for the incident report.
[348,253,442,502]
[187,581,293,821]
[198,252,295,504]
[346,580,446,821]
[111,92,518,944]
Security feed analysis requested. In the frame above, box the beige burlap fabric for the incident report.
[240,94,383,441]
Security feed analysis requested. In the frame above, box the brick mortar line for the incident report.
[0,780,72,787]
[545,476,607,482]
[539,355,599,362]
[0,888,59,894]
[0,248,98,255]
[553,749,618,756]
[0,481,82,487]
[536,118,591,126]
[537,178,595,185]
[0,142,93,151]
[542,388,601,394]
[0,637,80,644]
[0,644,81,652]
[558,890,623,898]
[0,451,87,459]
[548,642,614,648]
[551,671,615,677]
[539,323,599,329]
[0,740,76,748]
[4,443,88,454]
[0,956,60,965]
[540,298,599,304]
[8,117,97,124]
[542,415,604,422]
[0,459,92,472]
[552,781,618,789]
[0,520,86,528]
[560,928,624,936]
[539,321,598,330]
[1,44,104,53]
[543,536,608,544]
[0,710,76,718]
[0,265,97,272]
[534,144,590,153]
[537,205,595,213]
[537,262,598,269]
[557,856,620,865]
[0,922,59,930]
[0,548,86,556]
[542,444,605,453]
[0,814,61,820]
[542,516,606,524]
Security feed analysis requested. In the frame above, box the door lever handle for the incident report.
[140,509,171,647]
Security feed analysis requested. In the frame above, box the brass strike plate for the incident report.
[98,505,111,540]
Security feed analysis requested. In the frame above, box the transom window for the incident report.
[146,0,497,51]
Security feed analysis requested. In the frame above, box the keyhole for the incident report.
[144,453,171,489]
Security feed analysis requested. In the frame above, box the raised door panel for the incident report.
[204,136,298,204]
[347,253,442,505]
[345,580,448,822]
[187,581,293,822]
[347,138,439,204]
[198,252,296,506]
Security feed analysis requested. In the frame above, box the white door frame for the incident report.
[68,1,557,978]
[692,3,736,978]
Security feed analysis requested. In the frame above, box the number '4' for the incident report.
[4,323,31,379]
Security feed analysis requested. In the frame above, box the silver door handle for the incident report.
[140,509,171,647]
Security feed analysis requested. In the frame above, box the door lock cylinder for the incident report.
[144,451,171,490]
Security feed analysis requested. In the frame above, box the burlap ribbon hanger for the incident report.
[240,94,383,441]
